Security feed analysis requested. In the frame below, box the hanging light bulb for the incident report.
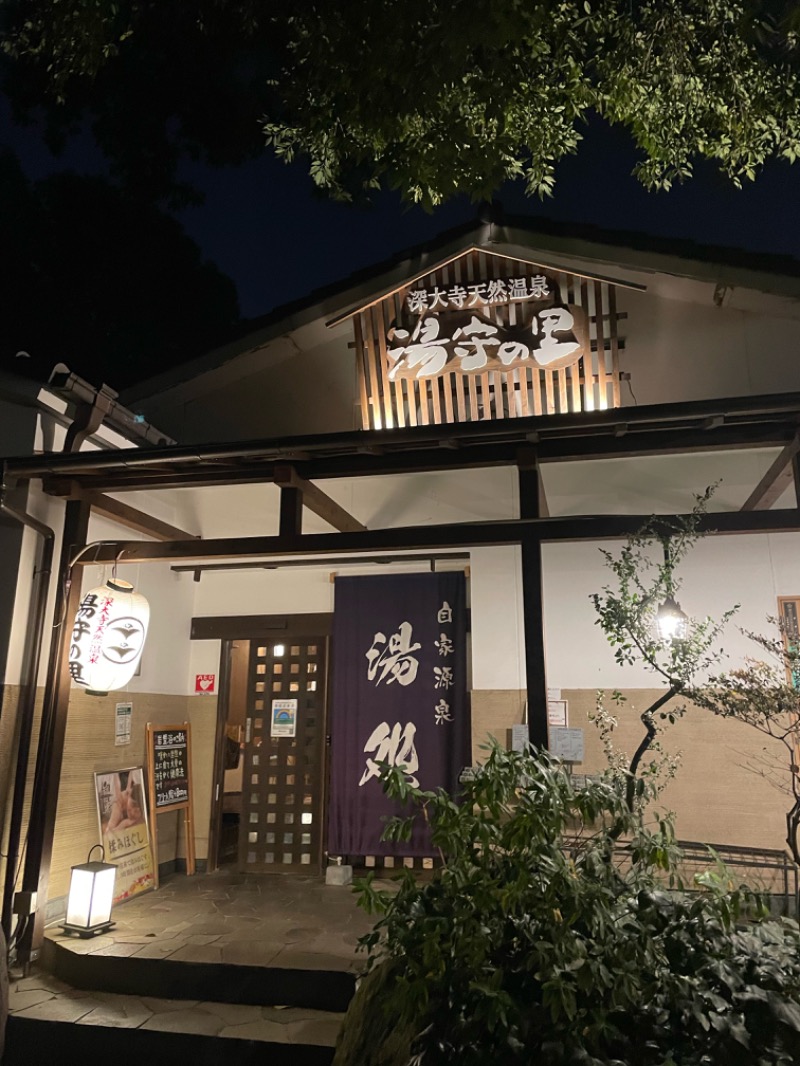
[654,536,689,642]
[655,594,688,641]
[69,578,150,695]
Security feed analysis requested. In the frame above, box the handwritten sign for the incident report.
[149,727,190,810]
[145,722,196,885]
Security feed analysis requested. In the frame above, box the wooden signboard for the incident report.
[338,248,623,431]
[146,722,196,887]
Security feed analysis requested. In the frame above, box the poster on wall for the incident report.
[94,766,155,904]
[327,572,470,856]
[271,699,297,737]
[114,702,132,746]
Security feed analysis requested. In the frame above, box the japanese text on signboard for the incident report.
[151,729,190,809]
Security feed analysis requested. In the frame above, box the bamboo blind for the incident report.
[354,250,622,430]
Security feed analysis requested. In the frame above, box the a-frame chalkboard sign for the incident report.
[146,722,196,887]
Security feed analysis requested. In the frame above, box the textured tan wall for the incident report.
[49,690,195,901]
[471,689,527,753]
[471,688,790,854]
[0,685,220,910]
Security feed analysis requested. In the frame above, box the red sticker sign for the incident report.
[195,673,216,695]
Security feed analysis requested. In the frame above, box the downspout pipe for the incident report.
[0,469,55,941]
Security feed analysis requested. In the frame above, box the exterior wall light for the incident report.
[655,595,688,641]
[69,578,150,695]
[62,845,116,937]
[655,537,688,642]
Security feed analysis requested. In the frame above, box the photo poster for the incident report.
[271,698,298,737]
[328,571,470,857]
[94,766,156,904]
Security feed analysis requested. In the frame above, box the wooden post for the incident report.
[279,486,303,538]
[518,452,549,750]
[18,498,90,967]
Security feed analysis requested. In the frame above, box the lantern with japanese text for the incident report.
[69,579,150,696]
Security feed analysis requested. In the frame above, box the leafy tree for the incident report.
[592,489,800,864]
[3,1,800,207]
[693,629,800,865]
[334,746,800,1065]
[591,488,738,808]
[0,150,239,387]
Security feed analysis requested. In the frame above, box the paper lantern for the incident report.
[69,579,150,695]
[62,845,116,937]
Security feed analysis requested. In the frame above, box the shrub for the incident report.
[333,745,800,1066]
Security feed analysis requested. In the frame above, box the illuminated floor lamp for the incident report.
[62,845,116,938]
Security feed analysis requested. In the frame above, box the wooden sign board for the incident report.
[146,722,196,886]
[346,248,622,431]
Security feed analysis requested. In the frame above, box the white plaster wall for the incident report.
[618,288,800,408]
[142,332,357,443]
[542,532,800,690]
[541,447,790,517]
[470,546,526,690]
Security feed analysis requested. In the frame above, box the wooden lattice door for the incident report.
[239,635,328,872]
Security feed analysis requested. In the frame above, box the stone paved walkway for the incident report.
[45,868,379,970]
[8,869,389,1045]
[8,967,345,1044]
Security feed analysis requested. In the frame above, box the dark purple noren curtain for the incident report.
[327,572,469,856]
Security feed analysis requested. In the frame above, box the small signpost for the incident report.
[146,722,196,887]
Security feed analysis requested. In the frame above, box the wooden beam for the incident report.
[273,464,366,533]
[87,492,200,541]
[35,422,796,496]
[74,508,800,567]
[741,436,800,511]
[43,481,201,541]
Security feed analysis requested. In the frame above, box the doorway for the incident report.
[207,615,331,874]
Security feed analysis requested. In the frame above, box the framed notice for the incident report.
[115,702,132,746]
[94,766,155,904]
[778,597,800,689]
[146,723,196,886]
[550,727,585,763]
[271,699,297,738]
[547,699,568,728]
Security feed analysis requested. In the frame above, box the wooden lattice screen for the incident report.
[352,250,622,431]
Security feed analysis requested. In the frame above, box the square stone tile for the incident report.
[199,1001,264,1025]
[131,941,181,959]
[13,994,103,1023]
[167,944,224,964]
[139,996,199,1013]
[12,972,71,995]
[140,1007,224,1036]
[219,1019,290,1042]
[220,940,281,966]
[88,942,143,957]
[286,1016,343,1046]
[8,988,56,1012]
[76,995,153,1028]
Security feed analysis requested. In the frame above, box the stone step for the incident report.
[44,935,356,1012]
[6,967,342,1065]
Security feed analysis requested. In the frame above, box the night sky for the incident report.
[5,97,800,323]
